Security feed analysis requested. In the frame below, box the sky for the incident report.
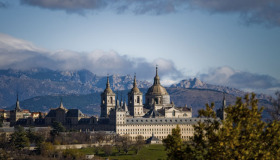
[0,0,280,95]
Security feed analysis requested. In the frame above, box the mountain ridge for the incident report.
[0,68,272,117]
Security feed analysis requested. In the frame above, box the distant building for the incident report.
[9,95,27,126]
[45,100,68,125]
[45,100,87,128]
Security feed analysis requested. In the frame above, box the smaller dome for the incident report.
[104,87,114,94]
[103,76,115,94]
[131,86,140,93]
[130,74,142,94]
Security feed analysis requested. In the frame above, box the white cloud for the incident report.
[199,66,280,95]
[0,33,182,81]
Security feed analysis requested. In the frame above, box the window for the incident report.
[137,96,140,103]
[155,98,158,104]
[172,110,175,116]
[110,97,113,103]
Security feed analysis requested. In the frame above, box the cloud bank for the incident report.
[0,33,278,94]
[0,33,182,81]
[20,0,280,26]
[199,66,280,95]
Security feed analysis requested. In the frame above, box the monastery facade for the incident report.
[98,67,225,141]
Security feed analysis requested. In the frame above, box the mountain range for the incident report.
[0,68,272,117]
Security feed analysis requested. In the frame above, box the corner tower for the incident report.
[101,76,116,117]
[128,74,143,117]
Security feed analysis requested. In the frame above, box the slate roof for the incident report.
[125,117,212,125]
[45,110,56,117]
[144,108,163,118]
[66,109,84,117]
[146,133,161,144]
[78,118,91,124]
[177,107,191,112]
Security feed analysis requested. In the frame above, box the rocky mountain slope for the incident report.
[1,68,272,118]
[171,78,270,100]
[0,68,151,108]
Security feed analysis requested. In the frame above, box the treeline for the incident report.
[163,93,280,160]
[0,121,146,159]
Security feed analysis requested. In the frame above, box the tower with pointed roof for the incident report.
[15,94,22,112]
[128,74,143,117]
[10,94,25,126]
[145,66,170,109]
[101,76,116,117]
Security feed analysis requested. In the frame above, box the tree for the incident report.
[269,91,280,121]
[50,121,65,142]
[26,128,44,148]
[50,121,65,137]
[114,135,123,154]
[102,145,113,156]
[121,135,132,154]
[133,135,145,154]
[185,102,220,160]
[163,125,184,160]
[9,126,30,150]
[38,142,54,157]
[63,148,84,159]
[93,131,106,144]
[184,93,280,159]
[92,146,101,155]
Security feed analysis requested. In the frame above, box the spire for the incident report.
[120,92,123,107]
[59,98,64,108]
[104,75,114,94]
[222,93,226,109]
[156,65,158,76]
[153,65,160,85]
[106,75,110,88]
[58,98,67,110]
[131,73,141,93]
[116,91,120,108]
[15,93,21,111]
[133,73,137,88]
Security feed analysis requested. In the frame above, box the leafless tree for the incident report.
[121,135,132,154]
[133,135,145,154]
[92,131,106,144]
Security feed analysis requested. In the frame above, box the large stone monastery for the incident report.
[4,67,226,142]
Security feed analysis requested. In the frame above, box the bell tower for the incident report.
[128,74,143,117]
[101,76,116,117]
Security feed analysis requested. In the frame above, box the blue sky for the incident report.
[0,0,280,95]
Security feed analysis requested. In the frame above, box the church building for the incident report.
[97,67,222,141]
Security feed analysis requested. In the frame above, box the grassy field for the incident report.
[78,144,167,160]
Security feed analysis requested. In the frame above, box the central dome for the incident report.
[146,66,168,96]
[146,84,168,95]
